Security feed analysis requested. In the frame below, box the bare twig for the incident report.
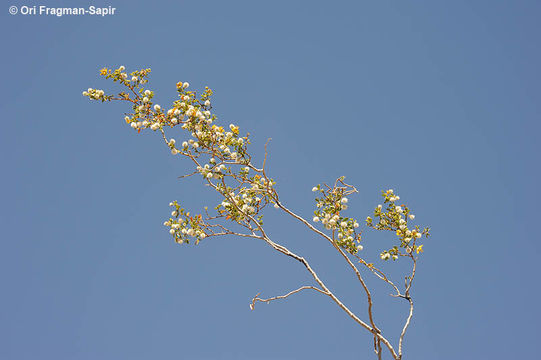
[250,286,328,310]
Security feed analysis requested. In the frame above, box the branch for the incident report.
[87,70,425,360]
[257,187,400,358]
[398,297,414,358]
[331,242,382,353]
[356,256,402,296]
[274,202,382,325]
[260,233,399,359]
[250,285,328,310]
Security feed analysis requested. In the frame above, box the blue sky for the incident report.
[1,1,540,359]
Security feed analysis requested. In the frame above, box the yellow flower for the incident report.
[416,245,424,254]
[100,68,108,76]
[396,230,401,236]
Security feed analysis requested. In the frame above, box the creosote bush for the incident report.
[84,66,431,360]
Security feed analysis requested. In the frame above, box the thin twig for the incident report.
[250,286,328,310]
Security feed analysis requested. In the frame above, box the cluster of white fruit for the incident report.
[164,202,206,244]
[311,185,363,254]
[364,189,427,261]
[82,88,105,100]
